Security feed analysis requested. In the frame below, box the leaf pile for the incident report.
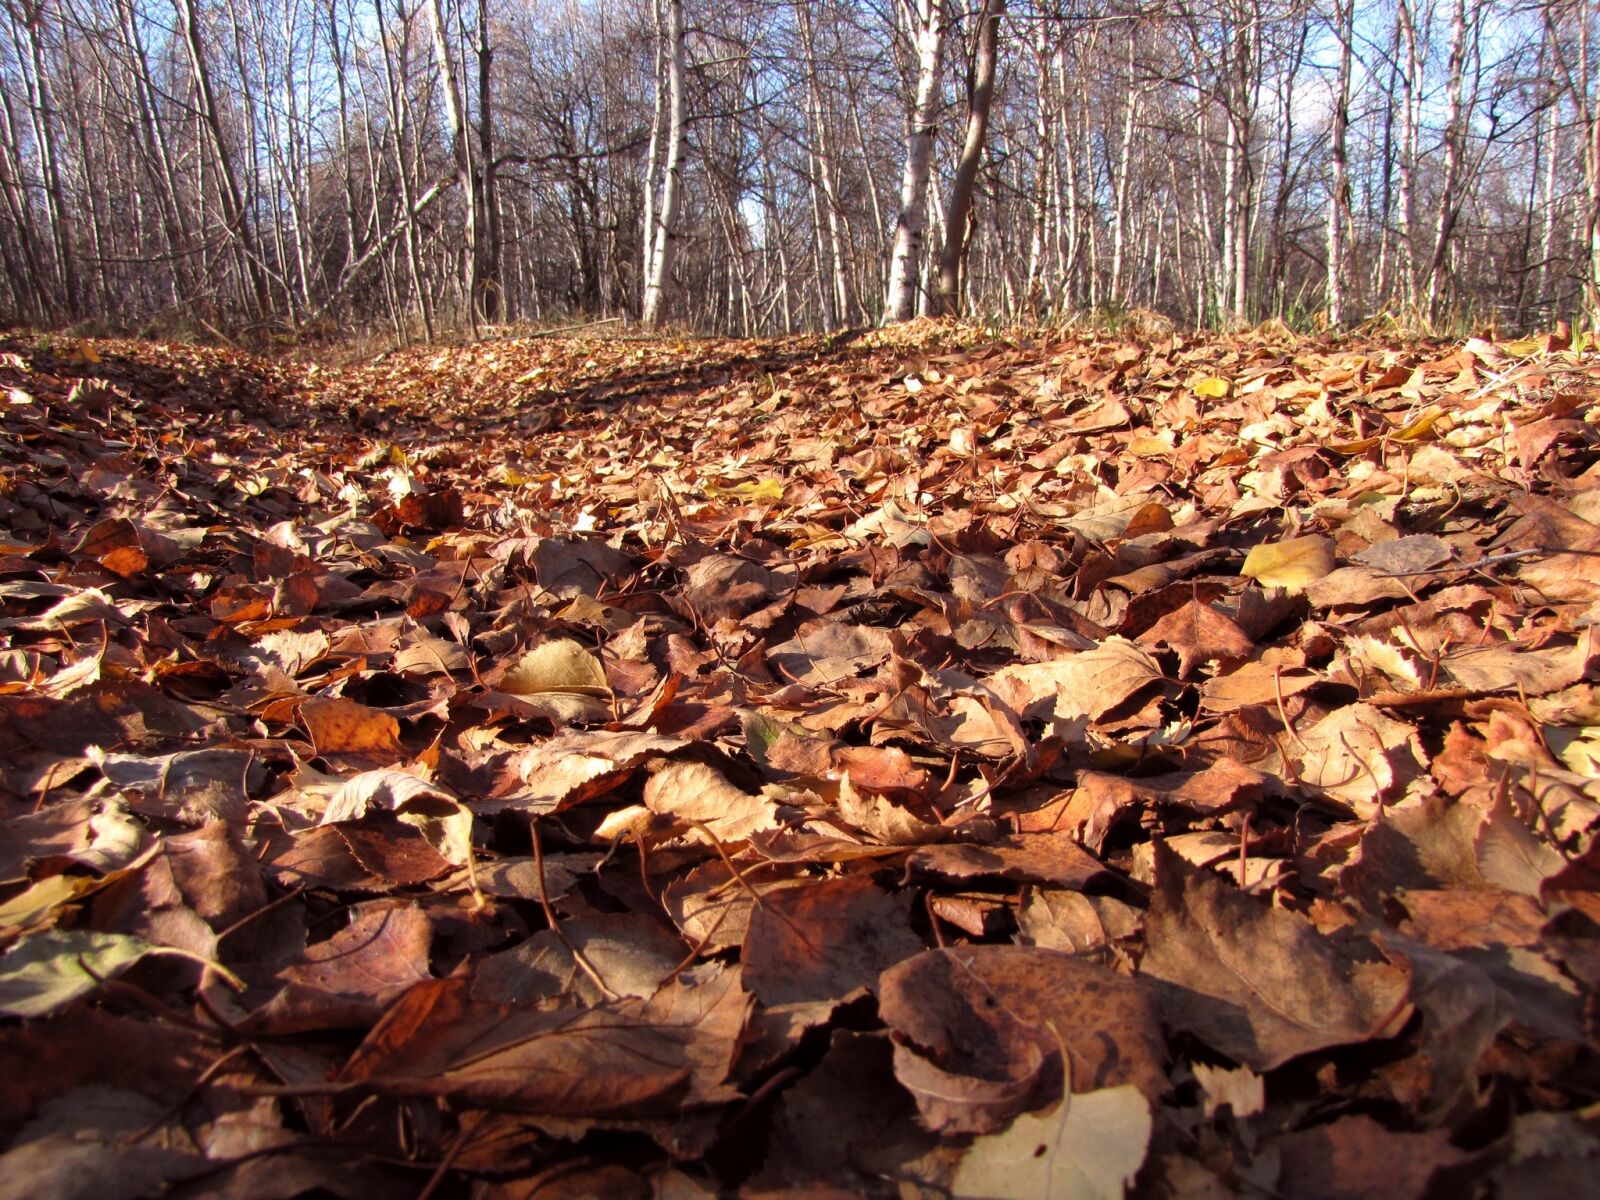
[2,323,1600,1197]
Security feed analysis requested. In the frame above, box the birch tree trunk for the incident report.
[424,0,480,331]
[935,0,1002,317]
[1539,95,1560,318]
[1396,0,1420,309]
[0,79,49,320]
[1326,0,1353,326]
[375,0,433,342]
[641,0,685,328]
[1024,22,1051,313]
[641,0,662,306]
[173,0,270,318]
[1576,1,1600,328]
[883,0,945,324]
[1108,81,1139,305]
[477,0,503,322]
[798,3,851,326]
[13,0,77,319]
[1426,0,1471,318]
[1221,6,1258,325]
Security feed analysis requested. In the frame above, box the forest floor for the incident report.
[1,319,1599,1198]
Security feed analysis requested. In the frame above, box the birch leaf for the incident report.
[1241,534,1335,592]
[0,930,160,1017]
[949,1086,1152,1200]
[501,638,610,696]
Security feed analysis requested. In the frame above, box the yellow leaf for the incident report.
[1393,407,1445,442]
[1193,376,1230,398]
[705,477,784,505]
[497,465,542,486]
[1241,535,1336,592]
[1329,408,1445,454]
[0,875,94,936]
[500,638,610,697]
[1548,727,1600,778]
[735,477,785,504]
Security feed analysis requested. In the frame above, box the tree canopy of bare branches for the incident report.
[0,0,1594,337]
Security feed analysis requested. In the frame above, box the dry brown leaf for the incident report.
[742,875,922,1007]
[499,638,610,696]
[246,901,432,1033]
[1135,599,1254,678]
[1140,844,1412,1070]
[642,759,778,845]
[299,697,402,761]
[1289,703,1429,810]
[8,327,1600,1195]
[987,637,1163,724]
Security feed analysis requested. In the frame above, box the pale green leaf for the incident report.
[0,930,158,1017]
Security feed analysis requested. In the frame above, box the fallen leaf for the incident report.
[881,946,1168,1107]
[343,963,748,1115]
[642,759,778,845]
[1272,1114,1475,1200]
[1135,599,1254,678]
[0,931,173,1017]
[247,901,432,1033]
[321,769,474,866]
[742,875,922,1007]
[1140,844,1412,1070]
[1192,1061,1264,1119]
[947,1086,1152,1200]
[299,697,402,761]
[499,638,610,696]
[987,637,1163,724]
[1241,534,1336,592]
[4,321,1598,1194]
[1288,703,1428,810]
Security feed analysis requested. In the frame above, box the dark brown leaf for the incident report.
[742,874,923,1007]
[1140,843,1412,1070]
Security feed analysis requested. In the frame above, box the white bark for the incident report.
[1396,0,1420,308]
[883,0,945,324]
[1108,81,1139,304]
[1427,0,1471,317]
[424,0,478,329]
[642,0,684,328]
[1581,1,1600,328]
[1326,0,1353,326]
[641,0,663,295]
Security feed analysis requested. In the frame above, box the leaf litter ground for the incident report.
[2,322,1600,1197]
